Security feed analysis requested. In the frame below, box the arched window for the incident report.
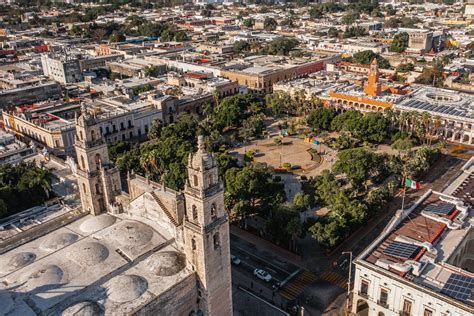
[91,130,96,141]
[192,205,198,221]
[208,174,213,186]
[193,175,198,187]
[213,232,220,250]
[82,183,86,193]
[211,203,216,219]
[81,156,86,170]
[95,183,100,194]
[191,238,196,251]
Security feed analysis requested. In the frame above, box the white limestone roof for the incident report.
[0,213,193,315]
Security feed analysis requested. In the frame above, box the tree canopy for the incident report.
[0,163,53,219]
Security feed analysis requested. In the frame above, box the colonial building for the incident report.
[0,107,233,315]
[352,158,474,316]
[327,59,408,113]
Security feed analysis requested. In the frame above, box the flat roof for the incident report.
[360,158,474,308]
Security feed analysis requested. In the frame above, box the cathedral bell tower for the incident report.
[364,58,382,97]
[74,104,121,216]
[183,136,233,316]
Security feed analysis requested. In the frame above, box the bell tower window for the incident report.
[91,130,96,141]
[192,238,196,251]
[208,174,213,186]
[192,205,198,221]
[213,232,220,250]
[95,153,101,170]
[81,156,86,170]
[193,174,198,187]
[211,203,216,219]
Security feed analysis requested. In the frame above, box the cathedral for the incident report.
[0,105,233,315]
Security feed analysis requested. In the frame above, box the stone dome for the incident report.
[80,214,116,233]
[111,221,153,246]
[21,264,65,288]
[67,242,109,266]
[106,275,148,303]
[0,252,36,273]
[62,301,103,316]
[146,251,185,277]
[41,233,78,252]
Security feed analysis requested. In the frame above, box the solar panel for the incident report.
[424,203,455,215]
[441,274,474,303]
[383,241,420,259]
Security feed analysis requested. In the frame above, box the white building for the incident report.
[352,158,474,316]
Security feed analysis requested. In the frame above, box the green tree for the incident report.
[225,163,286,220]
[265,91,295,117]
[333,147,377,191]
[243,18,255,28]
[342,13,358,25]
[233,40,251,54]
[239,113,266,139]
[307,107,336,130]
[352,50,390,69]
[264,17,278,31]
[174,31,188,42]
[389,32,409,53]
[109,31,126,43]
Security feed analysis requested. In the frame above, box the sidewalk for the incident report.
[230,225,305,269]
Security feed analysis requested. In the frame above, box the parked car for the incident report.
[253,268,272,282]
[231,255,241,265]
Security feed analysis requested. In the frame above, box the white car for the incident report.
[253,268,272,282]
[231,255,241,265]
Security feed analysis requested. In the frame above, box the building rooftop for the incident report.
[396,86,474,121]
[359,158,474,309]
[0,212,192,315]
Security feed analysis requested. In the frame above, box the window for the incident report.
[379,288,388,307]
[208,174,213,186]
[192,205,198,221]
[79,131,83,140]
[82,183,87,193]
[91,130,96,141]
[95,154,101,170]
[120,122,124,130]
[423,309,433,316]
[81,156,86,169]
[95,183,100,194]
[360,280,369,296]
[211,203,216,219]
[402,299,412,316]
[191,238,196,250]
[128,120,132,128]
[193,175,198,187]
[213,232,220,250]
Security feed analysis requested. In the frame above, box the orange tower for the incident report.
[364,58,381,97]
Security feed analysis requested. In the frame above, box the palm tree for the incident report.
[421,111,431,144]
[399,111,408,132]
[29,167,53,199]
[140,150,160,178]
[432,115,442,144]
[384,108,397,132]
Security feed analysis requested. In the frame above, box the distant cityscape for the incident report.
[0,1,472,316]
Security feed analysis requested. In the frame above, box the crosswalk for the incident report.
[320,271,348,290]
[280,270,348,301]
[280,271,317,300]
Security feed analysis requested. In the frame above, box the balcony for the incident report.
[358,291,369,299]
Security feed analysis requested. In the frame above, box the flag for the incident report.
[405,179,421,190]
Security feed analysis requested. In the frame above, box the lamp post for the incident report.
[342,251,353,315]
